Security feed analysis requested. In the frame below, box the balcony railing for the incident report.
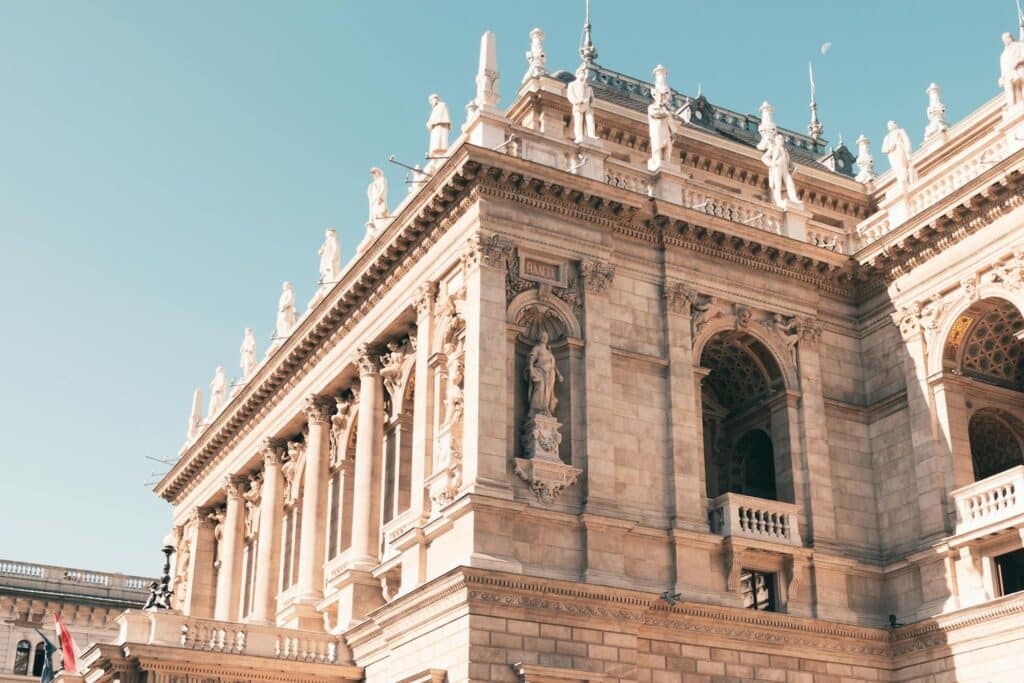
[119,610,345,664]
[708,493,802,547]
[952,465,1024,538]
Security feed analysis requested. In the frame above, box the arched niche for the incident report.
[699,330,794,503]
[507,290,582,468]
[968,408,1024,481]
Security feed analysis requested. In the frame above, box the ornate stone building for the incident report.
[0,559,149,682]
[70,17,1024,683]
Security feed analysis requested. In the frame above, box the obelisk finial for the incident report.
[580,0,598,64]
[808,62,824,139]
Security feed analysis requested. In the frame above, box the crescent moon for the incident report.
[820,42,832,56]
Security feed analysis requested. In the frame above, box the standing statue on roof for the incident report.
[567,65,597,143]
[240,328,257,380]
[275,281,296,340]
[881,120,916,191]
[647,65,675,170]
[1000,32,1024,108]
[317,228,341,286]
[427,94,451,158]
[367,168,389,226]
[762,133,802,209]
[207,366,227,419]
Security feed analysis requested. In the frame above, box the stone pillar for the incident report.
[185,507,216,618]
[335,347,386,628]
[580,259,617,515]
[214,475,246,621]
[351,351,384,565]
[296,396,333,600]
[794,324,838,548]
[662,281,708,530]
[251,439,285,624]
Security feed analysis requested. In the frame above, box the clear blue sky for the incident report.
[0,1,1012,576]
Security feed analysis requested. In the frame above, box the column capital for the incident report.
[357,343,381,376]
[462,232,513,271]
[261,437,287,467]
[580,259,616,294]
[303,395,335,425]
[223,474,248,500]
[189,506,216,529]
[412,280,439,320]
[663,280,697,316]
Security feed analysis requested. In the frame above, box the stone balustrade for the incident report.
[682,186,783,235]
[708,493,802,547]
[118,610,345,664]
[951,465,1024,538]
[605,161,652,196]
[0,558,151,596]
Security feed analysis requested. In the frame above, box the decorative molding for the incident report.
[662,281,696,316]
[513,457,582,504]
[579,260,616,294]
[411,280,438,320]
[356,343,381,376]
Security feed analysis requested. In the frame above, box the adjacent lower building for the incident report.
[68,14,1024,683]
[0,560,150,682]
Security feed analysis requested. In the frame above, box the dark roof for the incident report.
[552,64,854,178]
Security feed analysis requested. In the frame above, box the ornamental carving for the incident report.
[513,457,582,504]
[961,273,980,302]
[282,440,306,507]
[303,394,334,425]
[506,256,583,326]
[261,438,286,468]
[380,333,417,418]
[579,260,616,294]
[329,393,355,467]
[242,472,262,539]
[988,248,1024,290]
[892,305,922,341]
[463,232,514,271]
[691,293,718,338]
[663,281,697,316]
[797,316,823,348]
[356,343,380,376]
[223,475,247,500]
[428,334,466,514]
[766,313,800,360]
[734,304,752,329]
[412,280,438,320]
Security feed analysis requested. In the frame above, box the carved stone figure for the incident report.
[240,328,257,380]
[367,168,389,225]
[756,101,778,151]
[207,367,227,419]
[187,388,203,440]
[276,281,296,340]
[525,331,563,417]
[762,133,802,209]
[427,94,451,157]
[647,65,675,171]
[924,83,948,140]
[881,121,916,191]
[855,134,876,184]
[523,28,547,82]
[242,473,262,538]
[445,342,465,427]
[566,65,597,143]
[999,32,1024,108]
[318,228,341,286]
[209,508,225,567]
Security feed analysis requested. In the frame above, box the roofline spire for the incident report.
[808,61,824,140]
[580,0,598,64]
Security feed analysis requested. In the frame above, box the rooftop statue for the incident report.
[855,134,876,184]
[525,331,563,417]
[427,94,451,158]
[367,167,389,226]
[1000,31,1024,108]
[924,83,948,140]
[881,120,916,191]
[187,388,203,440]
[276,281,296,340]
[240,328,257,380]
[523,28,547,82]
[207,366,227,420]
[762,133,802,209]
[318,228,341,285]
[648,65,675,171]
[567,65,597,143]
[757,101,778,152]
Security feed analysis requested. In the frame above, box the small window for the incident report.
[13,640,30,675]
[32,641,47,677]
[740,569,776,612]
[995,549,1024,596]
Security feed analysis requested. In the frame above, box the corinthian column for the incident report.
[251,439,285,624]
[213,475,246,621]
[296,396,334,601]
[350,346,384,566]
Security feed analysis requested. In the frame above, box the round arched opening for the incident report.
[968,408,1024,480]
[943,297,1024,390]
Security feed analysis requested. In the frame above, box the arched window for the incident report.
[31,641,47,677]
[12,640,30,675]
[737,429,777,501]
[968,409,1024,480]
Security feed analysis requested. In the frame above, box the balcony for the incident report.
[708,493,802,547]
[951,465,1024,541]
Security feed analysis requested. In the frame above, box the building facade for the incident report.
[71,18,1024,683]
[0,559,149,682]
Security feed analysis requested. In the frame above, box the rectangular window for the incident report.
[995,549,1024,596]
[740,569,776,612]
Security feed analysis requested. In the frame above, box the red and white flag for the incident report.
[53,613,81,674]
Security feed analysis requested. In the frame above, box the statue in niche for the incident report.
[318,228,341,287]
[566,65,597,143]
[207,367,227,419]
[242,473,262,538]
[209,508,225,568]
[276,282,296,340]
[367,167,389,227]
[1000,32,1024,108]
[525,331,563,417]
[445,342,465,427]
[240,328,257,380]
[762,133,802,209]
[427,94,451,157]
[881,121,916,191]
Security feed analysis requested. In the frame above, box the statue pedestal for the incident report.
[647,158,679,174]
[882,189,912,227]
[781,204,810,241]
[1000,103,1024,155]
[465,105,507,149]
[651,168,682,204]
[515,414,580,503]
[521,413,562,461]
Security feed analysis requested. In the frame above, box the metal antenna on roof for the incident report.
[1017,0,1024,40]
[807,62,824,140]
[580,0,598,64]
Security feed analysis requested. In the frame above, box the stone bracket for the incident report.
[514,457,582,504]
